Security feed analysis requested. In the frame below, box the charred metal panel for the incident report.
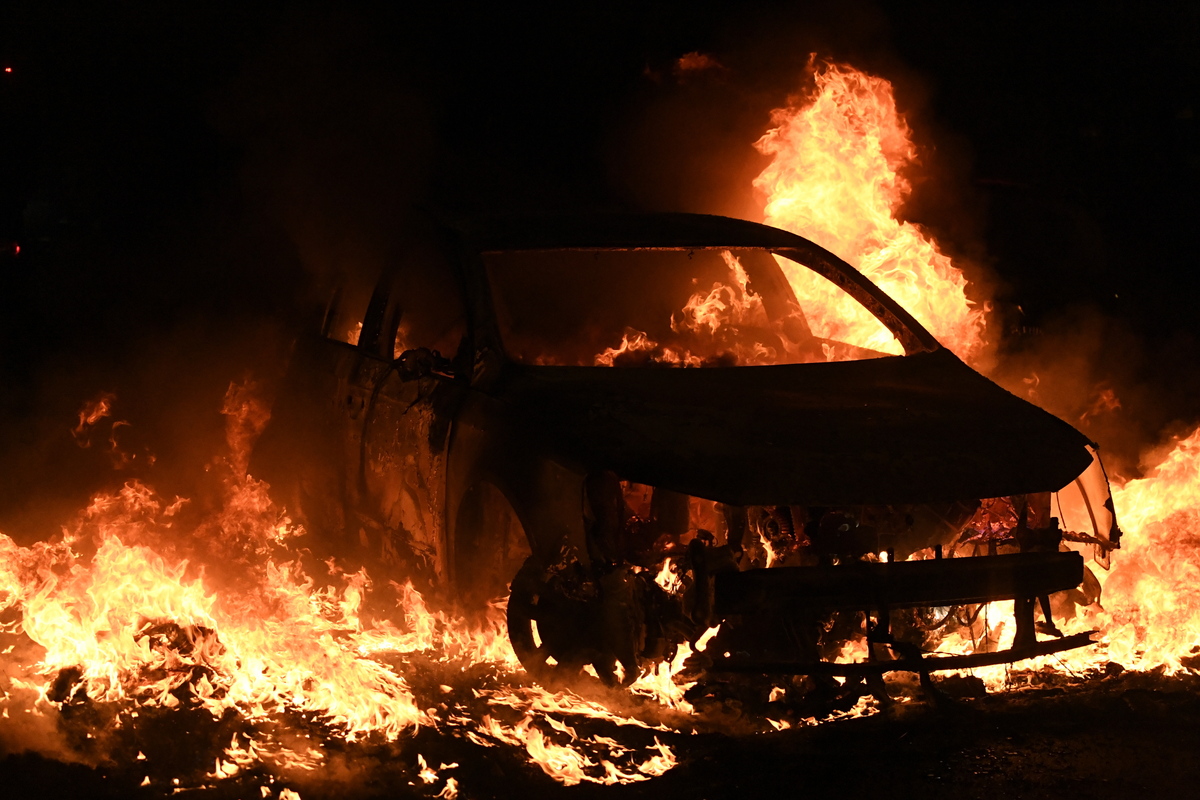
[490,348,1094,507]
[361,367,461,583]
[709,630,1098,677]
[446,388,591,572]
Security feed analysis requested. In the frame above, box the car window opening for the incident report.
[484,248,904,367]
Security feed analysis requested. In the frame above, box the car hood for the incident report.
[490,349,1094,506]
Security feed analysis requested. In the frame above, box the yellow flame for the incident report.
[0,384,700,791]
[754,60,985,363]
[1100,428,1200,670]
[923,427,1200,689]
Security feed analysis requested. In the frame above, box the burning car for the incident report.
[252,212,1120,692]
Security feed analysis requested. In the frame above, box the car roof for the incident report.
[465,212,812,252]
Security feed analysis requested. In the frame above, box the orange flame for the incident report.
[919,426,1200,690]
[0,473,692,789]
[592,252,819,367]
[594,327,668,366]
[72,392,116,447]
[1098,428,1200,669]
[753,60,986,363]
[0,383,703,792]
[14,54,1200,792]
[674,252,764,336]
[1079,385,1122,427]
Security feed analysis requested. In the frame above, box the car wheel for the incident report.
[506,556,643,686]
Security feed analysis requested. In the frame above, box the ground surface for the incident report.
[3,669,1199,800]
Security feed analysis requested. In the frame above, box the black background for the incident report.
[1,1,1198,534]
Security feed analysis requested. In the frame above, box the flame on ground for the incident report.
[1096,427,1200,671]
[0,482,699,794]
[0,387,708,795]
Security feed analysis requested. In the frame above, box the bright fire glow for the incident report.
[746,59,1200,688]
[928,425,1200,689]
[592,251,839,367]
[0,386,693,794]
[754,60,986,364]
[1098,428,1200,670]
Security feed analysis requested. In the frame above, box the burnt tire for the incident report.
[506,556,641,686]
[506,558,557,678]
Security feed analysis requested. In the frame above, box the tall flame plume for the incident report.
[750,58,1200,683]
[754,60,986,363]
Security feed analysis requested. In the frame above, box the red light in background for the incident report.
[3,67,11,74]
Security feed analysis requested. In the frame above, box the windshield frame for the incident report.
[479,245,939,369]
[461,214,943,382]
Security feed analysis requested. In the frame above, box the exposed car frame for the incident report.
[253,213,1119,690]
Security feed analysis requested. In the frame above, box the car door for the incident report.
[352,238,470,589]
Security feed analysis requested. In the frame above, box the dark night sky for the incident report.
[0,1,1198,530]
[2,3,1198,332]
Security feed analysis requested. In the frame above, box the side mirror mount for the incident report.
[396,347,455,381]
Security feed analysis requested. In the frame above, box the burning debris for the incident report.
[0,388,700,796]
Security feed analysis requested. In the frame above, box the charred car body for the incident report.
[254,213,1120,691]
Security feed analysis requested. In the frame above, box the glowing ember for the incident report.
[753,60,986,364]
[652,558,684,595]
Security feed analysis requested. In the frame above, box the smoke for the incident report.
[602,8,1001,336]
[0,649,80,765]
[603,5,936,212]
[1,4,1199,795]
[0,5,435,540]
[989,306,1200,479]
[212,7,434,297]
[0,3,1195,540]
